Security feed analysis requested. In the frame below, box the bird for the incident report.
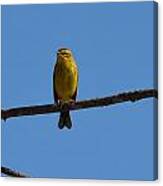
[53,48,78,129]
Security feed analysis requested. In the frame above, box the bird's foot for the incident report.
[69,99,75,105]
[58,100,65,109]
[58,101,69,111]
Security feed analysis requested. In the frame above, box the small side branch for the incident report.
[1,166,29,177]
[1,89,158,121]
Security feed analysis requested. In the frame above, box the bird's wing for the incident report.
[53,63,58,104]
[72,67,78,101]
[72,86,77,101]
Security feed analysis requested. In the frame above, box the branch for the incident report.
[1,166,30,177]
[1,89,157,121]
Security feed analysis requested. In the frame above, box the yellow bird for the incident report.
[53,48,78,129]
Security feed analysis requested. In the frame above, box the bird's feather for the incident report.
[53,63,58,104]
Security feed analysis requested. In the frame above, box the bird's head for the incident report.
[57,48,73,60]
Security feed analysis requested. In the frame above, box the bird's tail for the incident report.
[58,111,72,129]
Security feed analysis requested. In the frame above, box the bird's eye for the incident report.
[62,53,70,56]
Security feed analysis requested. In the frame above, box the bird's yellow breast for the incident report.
[54,57,78,101]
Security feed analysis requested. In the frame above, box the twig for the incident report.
[1,166,29,177]
[1,89,158,121]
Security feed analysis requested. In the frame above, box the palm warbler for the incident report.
[53,48,78,129]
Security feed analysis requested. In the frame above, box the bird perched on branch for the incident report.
[53,48,78,129]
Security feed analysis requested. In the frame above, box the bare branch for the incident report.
[1,89,158,121]
[1,166,30,177]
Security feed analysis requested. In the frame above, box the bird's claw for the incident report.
[69,99,75,105]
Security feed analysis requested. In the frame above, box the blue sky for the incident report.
[1,1,157,180]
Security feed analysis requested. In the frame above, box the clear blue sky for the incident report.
[1,1,157,180]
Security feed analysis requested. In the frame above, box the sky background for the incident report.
[1,1,157,180]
